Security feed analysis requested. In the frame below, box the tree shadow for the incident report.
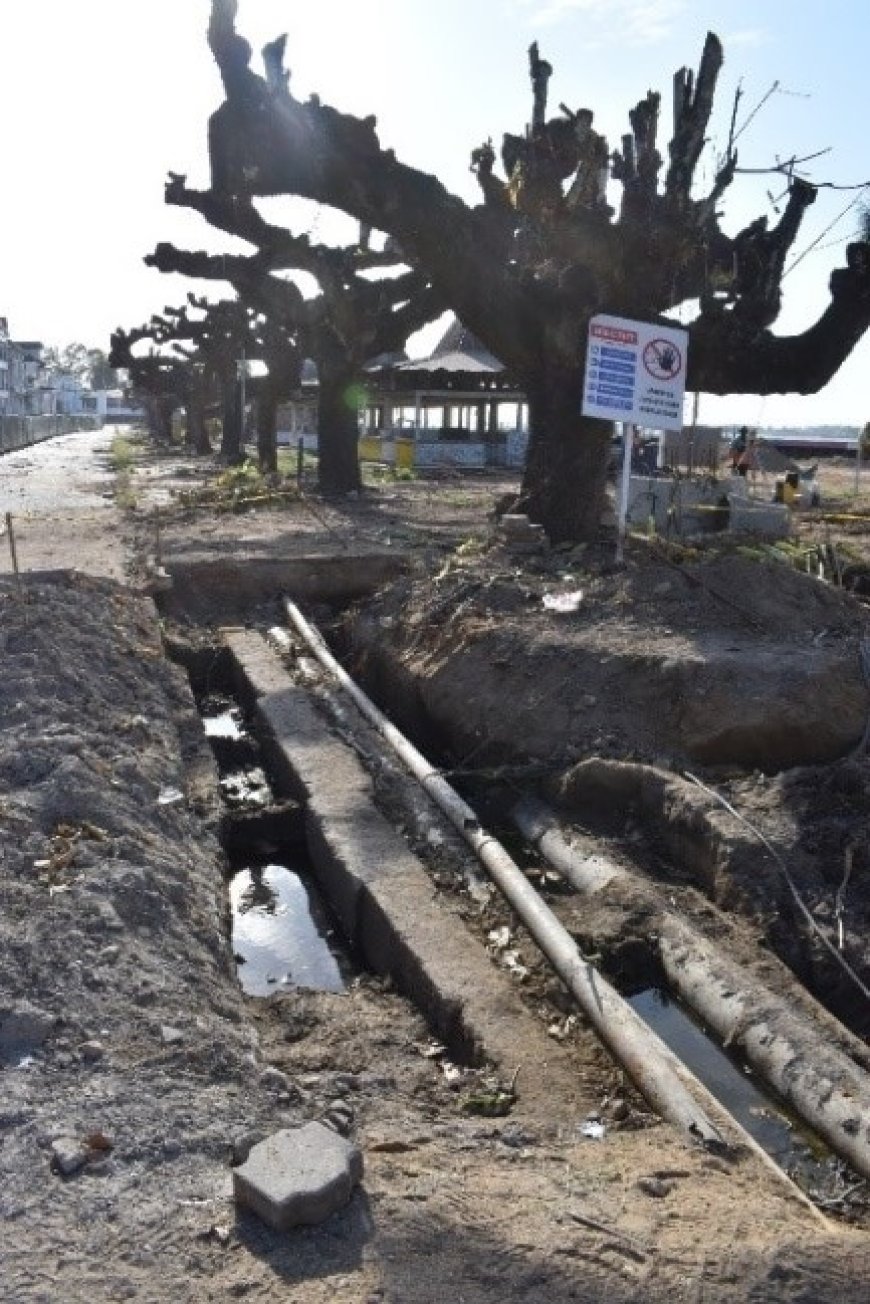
[233,1191,656,1302]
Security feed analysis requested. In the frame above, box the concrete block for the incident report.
[51,1137,88,1177]
[225,633,594,1119]
[728,496,791,538]
[499,513,546,541]
[498,514,547,552]
[233,1122,363,1231]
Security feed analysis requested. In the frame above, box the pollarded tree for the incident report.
[111,299,256,460]
[183,295,257,464]
[146,305,216,456]
[204,0,870,541]
[148,177,443,493]
[109,323,189,444]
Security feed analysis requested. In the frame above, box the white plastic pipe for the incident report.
[280,601,722,1146]
[515,793,870,1185]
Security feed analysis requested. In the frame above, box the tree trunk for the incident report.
[519,374,612,543]
[144,397,162,443]
[316,365,361,494]
[256,382,279,474]
[220,377,244,463]
[155,396,175,444]
[185,386,211,456]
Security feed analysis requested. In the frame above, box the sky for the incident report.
[1,0,869,429]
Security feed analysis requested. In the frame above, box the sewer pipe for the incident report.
[279,602,722,1148]
[514,793,870,1184]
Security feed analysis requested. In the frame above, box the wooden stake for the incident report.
[5,512,23,596]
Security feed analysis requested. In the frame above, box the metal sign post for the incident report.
[5,511,22,596]
[856,427,865,496]
[616,424,634,564]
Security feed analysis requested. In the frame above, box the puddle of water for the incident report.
[203,708,243,741]
[229,862,346,997]
[630,988,831,1183]
[201,699,264,801]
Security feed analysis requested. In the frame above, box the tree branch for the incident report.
[666,32,723,204]
[727,178,817,329]
[687,242,870,392]
[206,0,534,371]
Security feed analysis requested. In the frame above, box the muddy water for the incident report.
[200,699,271,809]
[199,697,350,997]
[202,707,243,740]
[628,985,865,1209]
[229,862,346,996]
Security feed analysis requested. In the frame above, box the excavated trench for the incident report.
[627,988,827,1181]
[194,679,358,999]
[470,809,862,1204]
[157,565,870,1218]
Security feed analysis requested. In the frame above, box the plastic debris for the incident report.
[488,926,512,951]
[580,1118,606,1140]
[461,1089,515,1117]
[501,950,529,981]
[157,786,185,806]
[543,589,583,613]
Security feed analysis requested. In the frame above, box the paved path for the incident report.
[0,426,127,581]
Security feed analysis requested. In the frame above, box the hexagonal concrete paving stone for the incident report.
[233,1122,363,1231]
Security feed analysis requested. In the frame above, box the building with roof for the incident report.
[360,318,529,468]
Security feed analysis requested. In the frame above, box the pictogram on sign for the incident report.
[642,339,682,381]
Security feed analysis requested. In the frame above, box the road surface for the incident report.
[0,426,126,580]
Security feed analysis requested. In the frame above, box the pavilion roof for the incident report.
[396,318,505,376]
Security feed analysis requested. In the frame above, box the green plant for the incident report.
[361,461,416,486]
[114,471,137,510]
[276,448,319,477]
[109,436,135,472]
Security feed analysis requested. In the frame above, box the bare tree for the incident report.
[109,323,187,445]
[147,177,443,493]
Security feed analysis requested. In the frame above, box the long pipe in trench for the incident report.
[281,600,722,1147]
[514,793,870,1184]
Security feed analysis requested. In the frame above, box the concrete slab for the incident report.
[224,630,591,1121]
[728,496,791,538]
[158,553,406,621]
[233,1122,363,1230]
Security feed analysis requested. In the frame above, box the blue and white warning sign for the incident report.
[582,314,688,430]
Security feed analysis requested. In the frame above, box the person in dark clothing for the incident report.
[730,426,758,476]
[730,425,748,473]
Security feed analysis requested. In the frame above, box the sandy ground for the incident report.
[3,429,870,1302]
[0,427,127,581]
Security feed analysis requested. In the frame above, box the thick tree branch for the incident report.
[666,32,723,204]
[687,242,870,392]
[146,242,443,372]
[727,178,816,328]
[612,92,662,219]
[206,0,534,371]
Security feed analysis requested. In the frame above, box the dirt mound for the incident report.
[347,541,870,773]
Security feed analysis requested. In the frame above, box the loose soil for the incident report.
[3,430,870,1302]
